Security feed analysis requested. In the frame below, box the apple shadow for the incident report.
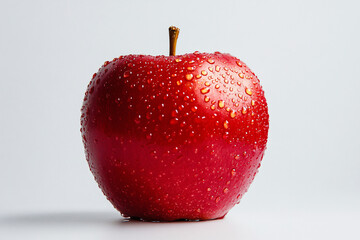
[1,211,218,227]
[0,211,249,239]
[0,211,120,226]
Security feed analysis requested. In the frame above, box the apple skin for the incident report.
[80,52,269,221]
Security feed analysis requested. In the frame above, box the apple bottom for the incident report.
[87,135,263,222]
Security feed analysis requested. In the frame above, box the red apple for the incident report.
[80,26,269,221]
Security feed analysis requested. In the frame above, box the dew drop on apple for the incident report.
[146,133,152,140]
[207,59,215,64]
[223,188,229,194]
[134,115,141,124]
[236,61,242,67]
[146,112,152,119]
[218,100,225,108]
[123,70,131,78]
[245,88,252,96]
[170,118,178,125]
[89,86,94,94]
[171,109,178,117]
[201,70,208,76]
[241,107,247,114]
[231,168,236,177]
[200,87,210,94]
[215,196,220,203]
[185,73,193,81]
[223,120,229,129]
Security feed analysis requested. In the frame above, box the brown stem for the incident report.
[169,26,180,56]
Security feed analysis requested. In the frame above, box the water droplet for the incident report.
[215,196,220,203]
[134,115,141,124]
[89,86,94,94]
[215,84,220,89]
[170,118,179,125]
[236,61,242,67]
[175,58,181,62]
[146,133,152,140]
[123,70,131,78]
[223,188,229,194]
[234,155,240,160]
[210,105,216,110]
[185,74,194,81]
[229,110,236,118]
[191,106,198,112]
[201,70,208,76]
[207,59,215,64]
[204,96,210,102]
[223,120,229,129]
[242,107,247,114]
[231,168,236,176]
[245,88,252,95]
[187,66,195,71]
[200,87,210,94]
[195,74,202,79]
[239,73,244,79]
[251,100,255,106]
[215,66,220,72]
[208,67,213,72]
[218,100,225,108]
[146,112,152,119]
[171,110,178,117]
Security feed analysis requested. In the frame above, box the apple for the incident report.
[80,26,269,221]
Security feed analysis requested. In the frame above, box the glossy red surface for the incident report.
[80,52,269,221]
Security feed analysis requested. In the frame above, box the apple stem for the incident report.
[169,26,180,56]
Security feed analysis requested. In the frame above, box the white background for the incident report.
[0,0,359,239]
